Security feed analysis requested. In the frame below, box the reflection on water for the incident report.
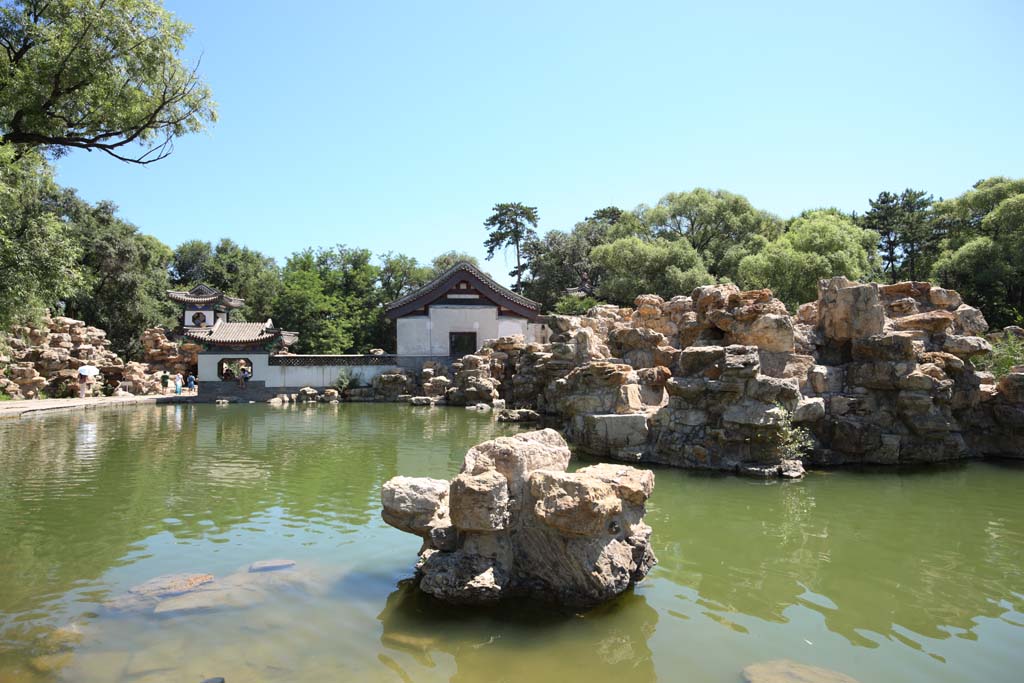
[377,581,657,683]
[0,404,1022,682]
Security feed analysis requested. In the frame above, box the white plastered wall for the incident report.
[198,352,398,388]
[397,306,551,355]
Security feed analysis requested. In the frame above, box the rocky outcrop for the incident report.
[372,371,415,401]
[140,327,200,375]
[448,278,1021,477]
[0,315,145,398]
[380,429,656,609]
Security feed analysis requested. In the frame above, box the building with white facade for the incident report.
[386,262,548,357]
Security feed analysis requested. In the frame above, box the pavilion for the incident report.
[385,262,549,358]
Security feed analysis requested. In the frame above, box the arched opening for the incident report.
[217,358,253,382]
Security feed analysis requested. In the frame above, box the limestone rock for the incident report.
[741,659,860,683]
[381,477,450,538]
[380,429,656,608]
[817,277,884,342]
[496,408,541,422]
[450,470,509,532]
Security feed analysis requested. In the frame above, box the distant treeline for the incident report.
[2,148,1021,358]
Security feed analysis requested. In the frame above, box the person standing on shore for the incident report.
[160,371,170,395]
[186,372,196,395]
[77,370,89,398]
[174,373,183,396]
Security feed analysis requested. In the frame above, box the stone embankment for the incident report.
[433,278,1022,477]
[381,428,656,608]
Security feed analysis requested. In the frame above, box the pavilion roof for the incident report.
[385,261,541,319]
[167,284,245,309]
[184,319,298,347]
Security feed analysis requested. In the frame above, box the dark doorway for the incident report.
[449,332,477,357]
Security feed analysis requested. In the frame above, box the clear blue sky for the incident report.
[54,0,1024,285]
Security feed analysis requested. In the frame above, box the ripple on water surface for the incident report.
[0,404,1022,682]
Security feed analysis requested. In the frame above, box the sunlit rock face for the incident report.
[450,277,1022,477]
[380,429,656,609]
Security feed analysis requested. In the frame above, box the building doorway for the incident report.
[449,332,477,358]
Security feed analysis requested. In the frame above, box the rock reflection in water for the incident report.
[377,580,658,683]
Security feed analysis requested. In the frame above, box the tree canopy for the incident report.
[430,250,480,275]
[640,188,782,280]
[590,236,713,306]
[930,177,1024,327]
[738,210,880,309]
[0,147,79,327]
[0,0,215,164]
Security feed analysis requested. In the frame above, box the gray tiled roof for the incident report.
[184,320,296,346]
[167,284,245,308]
[385,261,540,312]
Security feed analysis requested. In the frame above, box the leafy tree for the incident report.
[483,202,538,291]
[169,239,211,286]
[0,147,80,326]
[738,210,879,309]
[170,239,280,322]
[640,189,782,279]
[59,195,175,356]
[932,237,1017,326]
[521,207,621,310]
[378,252,430,303]
[0,0,216,163]
[272,246,381,354]
[430,250,480,275]
[861,189,933,281]
[590,236,712,306]
[930,177,1024,327]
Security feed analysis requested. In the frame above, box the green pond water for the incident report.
[0,404,1022,683]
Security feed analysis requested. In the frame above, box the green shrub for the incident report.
[553,295,605,316]
[335,368,366,392]
[975,334,1024,380]
[775,403,814,459]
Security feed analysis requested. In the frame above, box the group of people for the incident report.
[160,371,197,395]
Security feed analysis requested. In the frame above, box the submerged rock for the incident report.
[742,659,860,683]
[106,561,321,616]
[105,573,214,612]
[381,429,656,609]
[248,558,296,573]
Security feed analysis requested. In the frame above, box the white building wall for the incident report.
[396,306,549,356]
[396,317,431,355]
[271,363,398,388]
[198,352,398,389]
[427,305,499,356]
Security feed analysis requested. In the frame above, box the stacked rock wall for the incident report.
[449,277,1022,477]
[0,317,171,399]
[140,327,200,375]
[1,316,124,398]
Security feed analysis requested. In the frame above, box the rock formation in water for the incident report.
[380,428,656,609]
[443,278,1022,476]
